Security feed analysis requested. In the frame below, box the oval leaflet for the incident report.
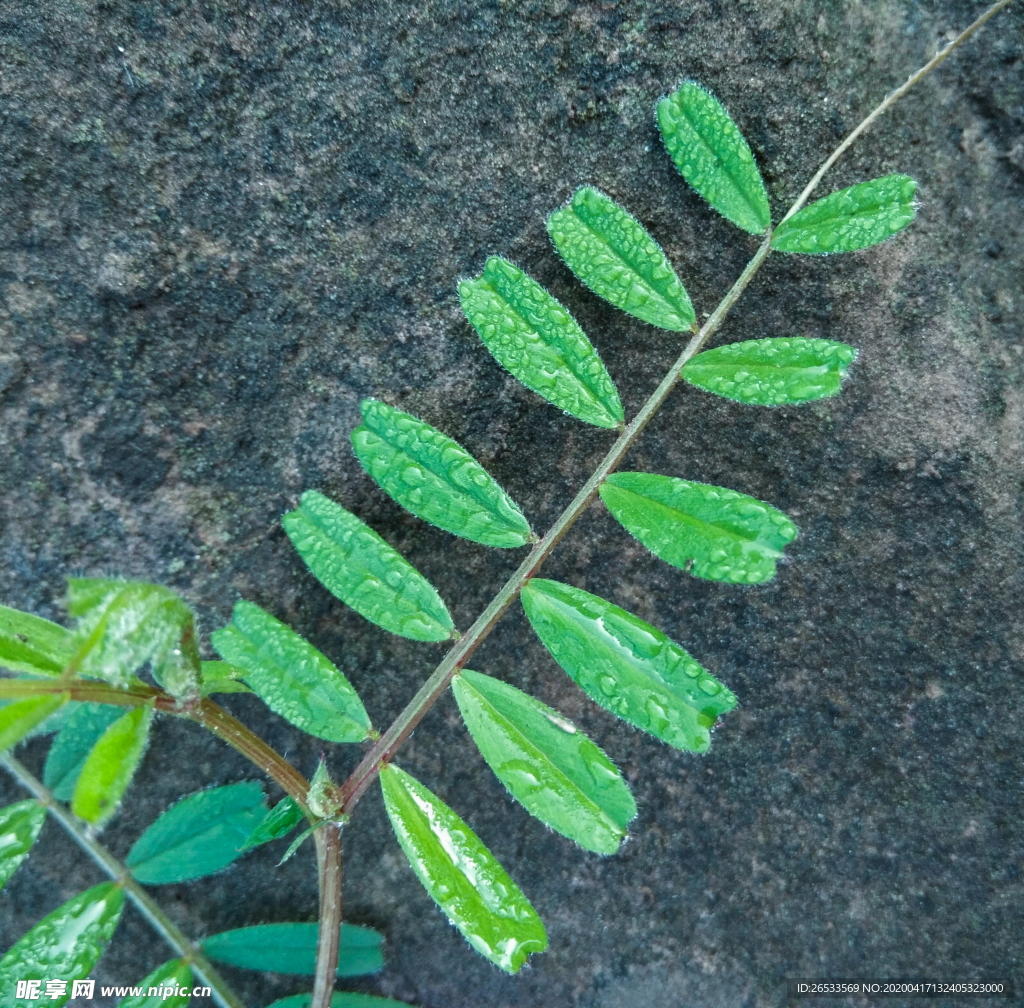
[0,882,124,1006]
[521,579,736,752]
[0,799,47,892]
[283,490,456,642]
[71,702,153,827]
[126,781,267,884]
[43,703,124,801]
[352,399,532,548]
[682,337,858,405]
[459,256,623,429]
[212,600,370,744]
[657,81,771,235]
[600,472,798,584]
[772,174,917,254]
[452,668,636,853]
[547,187,695,331]
[202,921,383,977]
[380,764,547,974]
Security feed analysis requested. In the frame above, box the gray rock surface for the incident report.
[1,0,1022,1005]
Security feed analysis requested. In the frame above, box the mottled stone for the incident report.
[1,1,1022,1006]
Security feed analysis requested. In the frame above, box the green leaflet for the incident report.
[211,600,371,744]
[520,580,736,752]
[352,399,533,548]
[267,995,411,1008]
[71,703,153,826]
[198,660,254,696]
[0,694,69,752]
[451,669,636,854]
[600,473,798,584]
[277,821,326,865]
[126,781,267,884]
[458,257,624,429]
[240,795,304,851]
[771,174,917,254]
[67,579,196,689]
[202,922,384,977]
[547,187,695,331]
[682,337,858,405]
[283,490,455,643]
[44,702,124,800]
[0,799,46,891]
[657,81,771,235]
[0,881,124,1007]
[379,764,547,974]
[117,959,194,1008]
[0,604,75,676]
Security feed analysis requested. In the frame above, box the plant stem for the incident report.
[0,753,245,1008]
[194,702,343,1008]
[190,698,313,812]
[0,679,313,812]
[310,823,343,1008]
[337,0,1013,815]
[0,678,167,707]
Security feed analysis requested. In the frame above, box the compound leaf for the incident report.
[117,959,194,1008]
[379,764,547,974]
[0,799,47,891]
[267,995,411,1008]
[0,694,69,753]
[451,669,635,853]
[44,703,124,801]
[202,922,383,977]
[682,337,858,405]
[352,399,532,548]
[67,579,195,689]
[547,187,695,331]
[71,703,153,827]
[657,81,771,235]
[126,781,266,884]
[283,490,455,643]
[521,580,736,751]
[0,605,75,677]
[240,795,304,851]
[459,257,623,428]
[0,881,124,1007]
[211,601,371,744]
[599,473,798,584]
[771,174,917,254]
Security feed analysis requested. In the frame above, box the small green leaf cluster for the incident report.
[0,770,390,1006]
[0,582,395,1006]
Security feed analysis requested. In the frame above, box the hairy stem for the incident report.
[0,754,245,1008]
[190,698,313,812]
[0,679,313,812]
[310,823,344,1008]
[195,701,343,1008]
[338,0,1012,814]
